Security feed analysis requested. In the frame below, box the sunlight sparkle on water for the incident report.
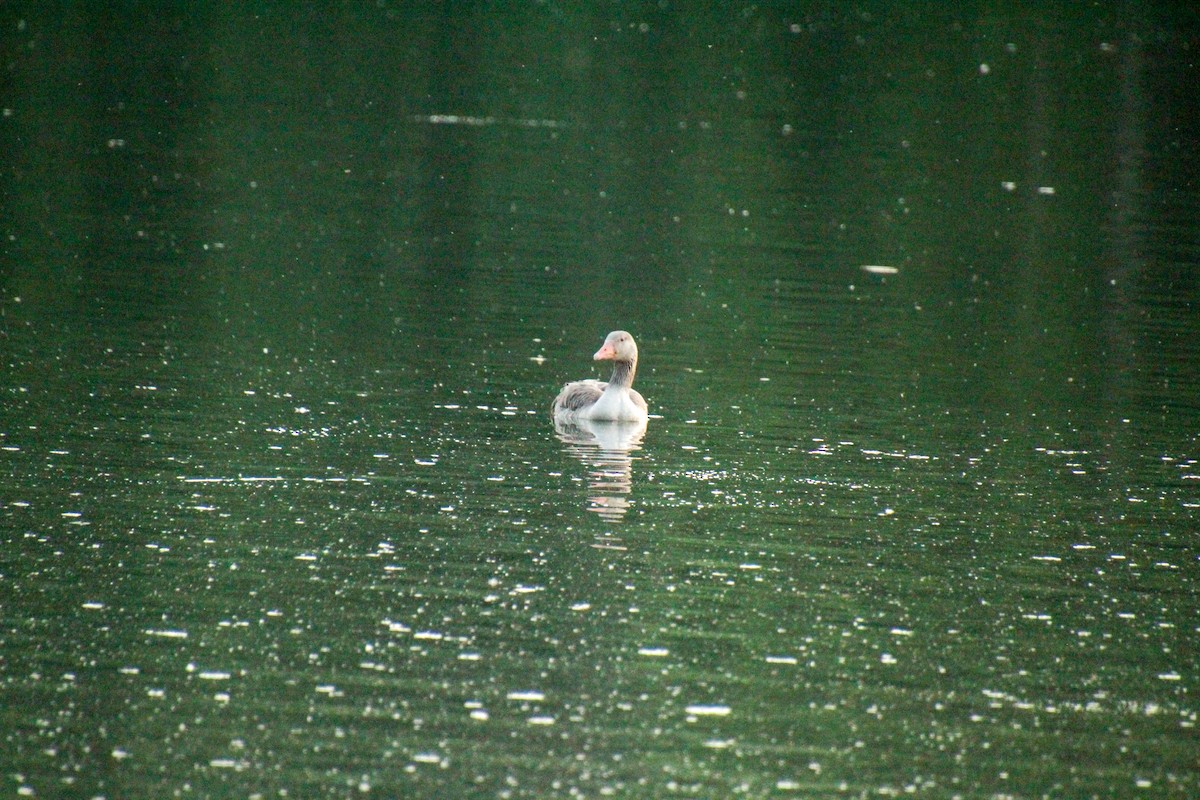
[637,647,670,657]
[685,704,732,717]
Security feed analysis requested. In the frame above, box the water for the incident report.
[2,5,1198,799]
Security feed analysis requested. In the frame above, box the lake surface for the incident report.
[2,5,1198,799]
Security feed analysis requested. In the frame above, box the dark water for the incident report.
[3,5,1198,799]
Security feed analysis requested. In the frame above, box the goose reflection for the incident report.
[554,416,647,523]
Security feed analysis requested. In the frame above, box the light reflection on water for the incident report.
[9,321,1195,798]
[3,342,1198,798]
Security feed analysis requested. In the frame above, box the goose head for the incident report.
[593,330,638,365]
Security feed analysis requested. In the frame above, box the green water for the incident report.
[2,5,1198,799]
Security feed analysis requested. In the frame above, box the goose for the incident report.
[552,331,649,422]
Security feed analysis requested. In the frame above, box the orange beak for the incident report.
[593,342,617,361]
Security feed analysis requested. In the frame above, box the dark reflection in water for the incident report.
[554,417,647,528]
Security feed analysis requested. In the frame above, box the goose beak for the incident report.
[594,343,617,361]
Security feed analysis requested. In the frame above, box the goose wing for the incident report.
[553,379,607,414]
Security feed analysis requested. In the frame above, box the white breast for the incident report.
[580,385,648,422]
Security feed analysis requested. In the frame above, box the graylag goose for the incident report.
[552,331,649,422]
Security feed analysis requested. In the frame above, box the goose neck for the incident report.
[609,359,636,389]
